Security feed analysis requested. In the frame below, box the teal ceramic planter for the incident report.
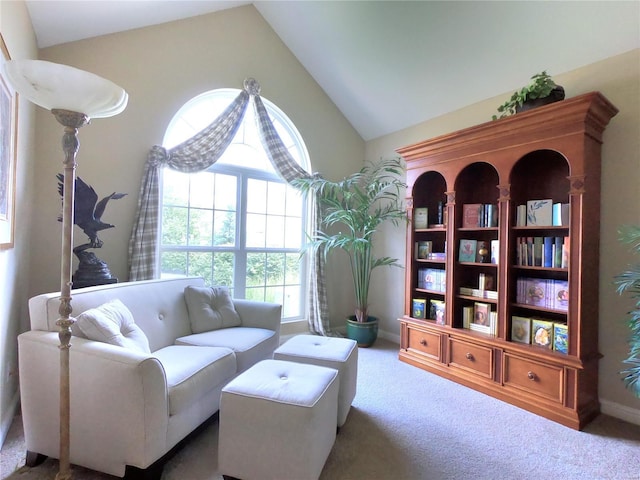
[346,315,378,348]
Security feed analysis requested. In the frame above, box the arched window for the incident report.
[159,89,310,321]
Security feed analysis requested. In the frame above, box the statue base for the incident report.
[72,249,118,289]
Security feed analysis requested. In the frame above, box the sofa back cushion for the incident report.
[75,299,151,353]
[184,286,241,333]
[29,277,206,352]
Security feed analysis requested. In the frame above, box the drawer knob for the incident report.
[465,352,474,361]
[527,371,537,381]
[420,339,428,346]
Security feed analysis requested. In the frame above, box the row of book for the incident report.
[417,268,446,292]
[462,203,498,228]
[515,200,569,227]
[459,239,499,264]
[516,236,569,268]
[463,302,498,335]
[516,277,569,312]
[511,316,568,353]
[412,298,445,325]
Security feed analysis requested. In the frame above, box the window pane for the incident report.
[285,217,302,249]
[214,210,236,246]
[214,173,237,211]
[266,253,285,286]
[245,286,265,302]
[285,254,301,284]
[161,251,187,276]
[213,252,235,288]
[283,285,301,318]
[189,172,214,209]
[246,213,266,248]
[187,252,213,285]
[246,253,266,286]
[162,206,188,245]
[265,216,285,248]
[247,179,267,214]
[267,182,286,215]
[285,186,303,217]
[265,286,284,305]
[188,208,213,246]
[162,170,189,206]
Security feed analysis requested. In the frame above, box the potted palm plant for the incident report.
[293,157,407,347]
[615,225,640,397]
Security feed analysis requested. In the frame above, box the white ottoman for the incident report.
[218,359,339,480]
[274,334,358,427]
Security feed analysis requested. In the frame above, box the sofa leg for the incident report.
[25,450,47,467]
[123,462,164,480]
[222,476,241,480]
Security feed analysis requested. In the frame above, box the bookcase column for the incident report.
[497,183,511,339]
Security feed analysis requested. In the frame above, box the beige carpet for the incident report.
[2,339,640,480]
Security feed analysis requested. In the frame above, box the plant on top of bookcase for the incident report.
[614,224,640,397]
[492,71,565,120]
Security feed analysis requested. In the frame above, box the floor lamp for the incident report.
[3,60,127,480]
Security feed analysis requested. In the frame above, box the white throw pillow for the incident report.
[184,286,241,333]
[76,299,151,353]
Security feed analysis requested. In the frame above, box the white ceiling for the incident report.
[25,1,640,140]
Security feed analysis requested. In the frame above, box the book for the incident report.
[531,318,554,349]
[511,316,532,344]
[533,237,543,266]
[543,236,553,268]
[552,202,570,226]
[462,203,482,228]
[463,306,473,329]
[561,236,570,269]
[516,204,527,227]
[553,323,569,354]
[476,241,490,263]
[490,239,499,264]
[524,278,549,308]
[552,280,569,311]
[414,207,428,229]
[472,302,490,327]
[415,241,433,259]
[478,273,494,290]
[484,204,498,228]
[412,299,426,319]
[429,299,445,325]
[458,239,477,262]
[526,199,553,226]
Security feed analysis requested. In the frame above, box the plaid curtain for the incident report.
[128,78,333,336]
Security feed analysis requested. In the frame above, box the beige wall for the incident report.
[0,0,37,445]
[366,49,640,416]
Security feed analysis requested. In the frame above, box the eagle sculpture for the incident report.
[56,174,127,249]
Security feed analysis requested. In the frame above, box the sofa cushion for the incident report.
[175,327,278,373]
[153,345,237,416]
[184,286,241,333]
[75,299,151,353]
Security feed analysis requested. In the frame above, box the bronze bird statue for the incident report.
[57,174,127,249]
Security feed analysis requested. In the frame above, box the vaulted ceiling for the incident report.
[25,1,640,140]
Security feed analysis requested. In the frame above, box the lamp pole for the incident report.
[52,109,89,480]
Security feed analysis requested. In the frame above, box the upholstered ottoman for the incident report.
[273,334,358,427]
[218,359,339,480]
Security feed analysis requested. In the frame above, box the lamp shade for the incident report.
[2,59,127,118]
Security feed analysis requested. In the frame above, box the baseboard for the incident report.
[600,399,640,426]
[0,390,20,449]
[378,329,400,345]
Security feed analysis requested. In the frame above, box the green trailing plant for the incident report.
[614,224,640,397]
[292,157,407,323]
[492,71,560,120]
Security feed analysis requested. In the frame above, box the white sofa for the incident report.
[19,277,281,478]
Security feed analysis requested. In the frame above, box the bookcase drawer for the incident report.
[407,327,441,361]
[503,353,563,403]
[448,338,493,378]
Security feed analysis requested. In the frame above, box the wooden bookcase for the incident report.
[396,92,618,430]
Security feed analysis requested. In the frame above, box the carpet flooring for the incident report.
[2,338,639,479]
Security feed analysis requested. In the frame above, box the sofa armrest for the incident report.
[18,331,169,475]
[233,300,282,335]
